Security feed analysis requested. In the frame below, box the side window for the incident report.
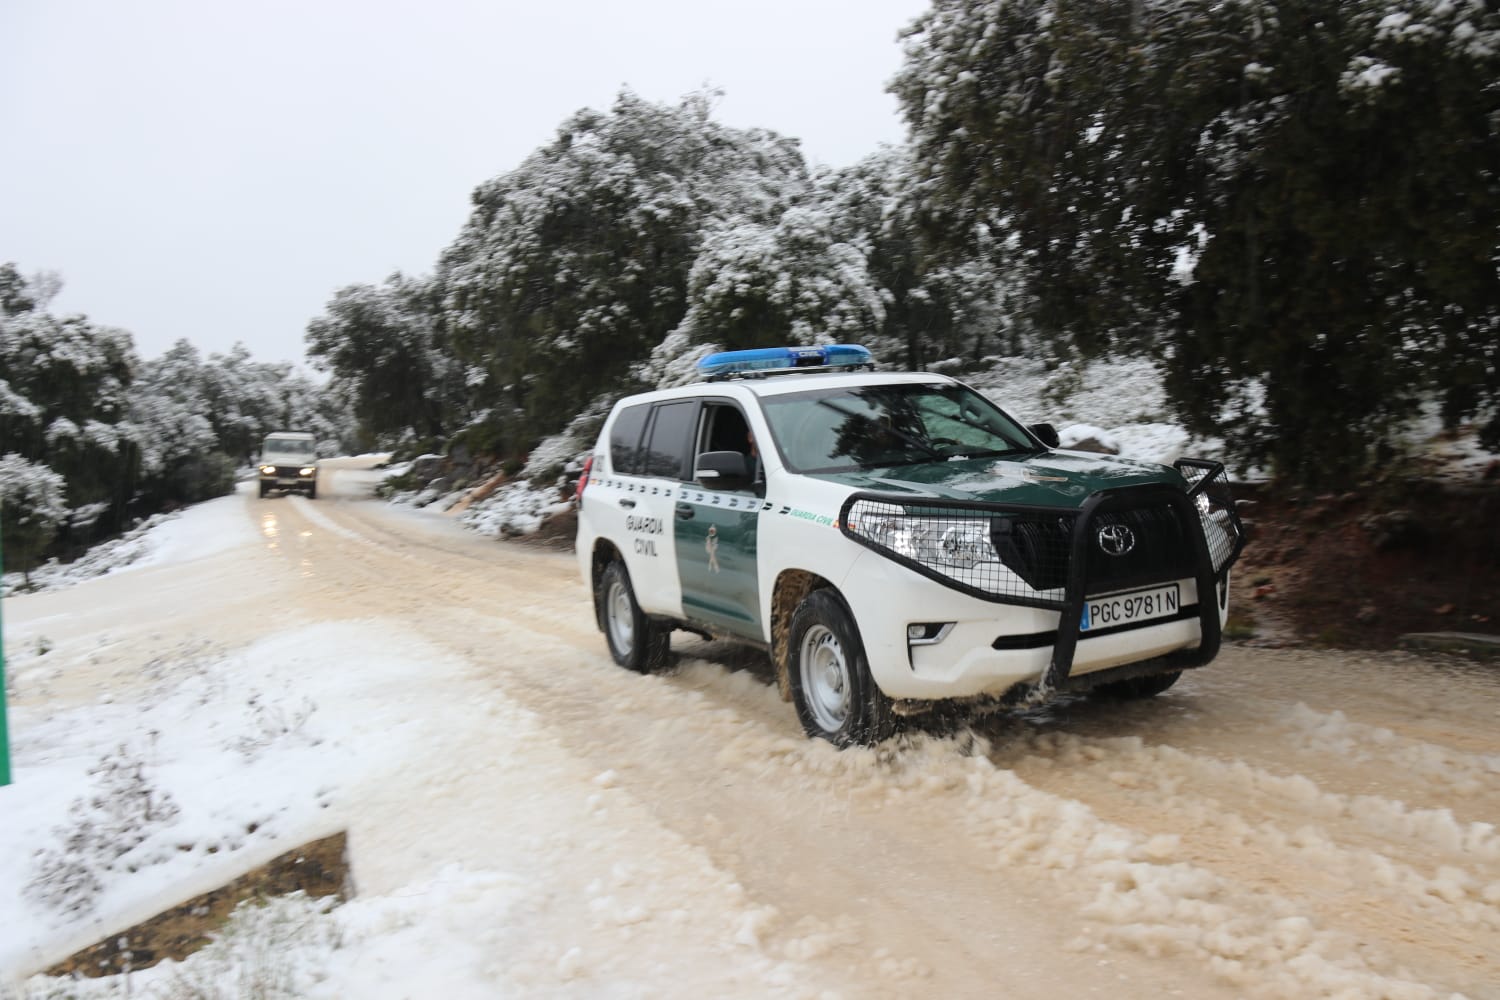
[699,404,751,457]
[609,403,650,475]
[696,403,760,491]
[643,401,698,479]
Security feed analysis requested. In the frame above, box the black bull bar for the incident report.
[838,459,1246,692]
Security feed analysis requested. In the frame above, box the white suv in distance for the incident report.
[575,345,1244,747]
[258,431,319,499]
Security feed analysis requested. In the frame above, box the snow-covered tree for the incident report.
[0,262,37,315]
[817,147,1022,369]
[306,272,460,450]
[0,452,68,582]
[439,90,809,457]
[894,0,1500,484]
[276,372,357,458]
[666,206,885,356]
[126,340,234,502]
[201,344,294,462]
[0,263,357,565]
[0,290,140,522]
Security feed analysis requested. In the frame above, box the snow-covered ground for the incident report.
[3,352,1498,997]
[3,464,1498,999]
[2,483,868,997]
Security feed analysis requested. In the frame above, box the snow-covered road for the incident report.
[4,457,1498,998]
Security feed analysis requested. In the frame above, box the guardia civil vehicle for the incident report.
[575,345,1245,747]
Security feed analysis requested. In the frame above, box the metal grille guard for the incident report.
[837,460,1246,690]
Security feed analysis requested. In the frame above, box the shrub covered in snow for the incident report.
[459,480,573,540]
[0,512,177,597]
[0,453,68,580]
[26,745,181,917]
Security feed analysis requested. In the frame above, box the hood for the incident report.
[262,449,318,464]
[810,450,1186,509]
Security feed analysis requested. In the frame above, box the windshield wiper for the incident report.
[969,447,1040,459]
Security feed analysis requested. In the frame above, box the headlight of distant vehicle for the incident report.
[300,467,316,477]
[259,465,276,476]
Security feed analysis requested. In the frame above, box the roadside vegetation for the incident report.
[299,1,1498,496]
[0,264,354,581]
[5,0,1496,588]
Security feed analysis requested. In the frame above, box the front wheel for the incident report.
[786,589,895,747]
[599,561,670,673]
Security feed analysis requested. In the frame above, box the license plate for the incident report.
[1080,583,1181,631]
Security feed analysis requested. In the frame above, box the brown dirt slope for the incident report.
[46,833,351,979]
[1230,480,1500,649]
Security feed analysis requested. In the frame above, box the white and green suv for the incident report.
[575,346,1245,747]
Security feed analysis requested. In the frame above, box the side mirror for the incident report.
[695,450,753,492]
[1029,422,1060,449]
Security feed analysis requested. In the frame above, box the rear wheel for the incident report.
[600,560,670,673]
[787,589,895,747]
[1092,669,1182,700]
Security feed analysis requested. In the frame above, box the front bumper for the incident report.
[260,465,317,490]
[838,460,1245,701]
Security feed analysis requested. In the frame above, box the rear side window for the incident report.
[642,401,698,479]
[609,403,650,474]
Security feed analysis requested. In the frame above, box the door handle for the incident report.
[675,503,694,520]
[618,498,636,509]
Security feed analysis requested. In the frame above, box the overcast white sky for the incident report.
[0,0,930,368]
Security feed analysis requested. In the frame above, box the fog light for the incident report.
[906,622,955,646]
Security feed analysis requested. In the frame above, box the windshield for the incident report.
[264,438,314,455]
[760,383,1039,473]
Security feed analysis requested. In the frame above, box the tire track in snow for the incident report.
[278,479,1500,999]
[987,729,1500,994]
[1279,701,1500,801]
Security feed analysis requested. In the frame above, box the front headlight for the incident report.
[259,465,276,475]
[936,524,991,568]
[861,516,925,561]
[847,501,998,572]
[299,467,316,477]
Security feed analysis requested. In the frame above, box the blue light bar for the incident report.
[697,344,874,378]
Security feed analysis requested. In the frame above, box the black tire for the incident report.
[786,589,895,747]
[599,561,670,673]
[258,481,270,498]
[1091,669,1182,700]
[306,484,317,500]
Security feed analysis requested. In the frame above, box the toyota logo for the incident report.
[1096,523,1136,557]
